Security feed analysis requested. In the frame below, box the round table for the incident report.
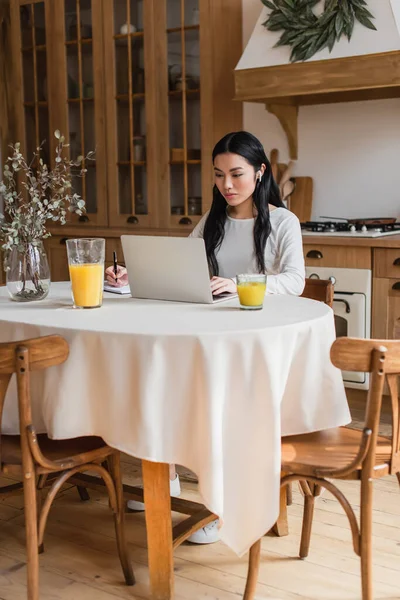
[0,282,350,556]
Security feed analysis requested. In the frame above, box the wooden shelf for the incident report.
[118,161,146,167]
[170,160,202,165]
[113,32,144,47]
[66,38,93,46]
[168,89,200,98]
[24,101,48,108]
[234,50,400,159]
[22,44,46,52]
[167,25,199,34]
[68,97,95,103]
[114,32,144,40]
[116,93,145,102]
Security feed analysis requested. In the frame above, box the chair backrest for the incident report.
[331,337,400,474]
[301,278,334,308]
[0,335,69,459]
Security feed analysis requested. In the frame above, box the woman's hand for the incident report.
[210,276,237,295]
[105,265,129,287]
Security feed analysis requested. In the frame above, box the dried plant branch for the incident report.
[0,130,94,252]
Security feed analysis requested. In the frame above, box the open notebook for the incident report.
[103,283,131,295]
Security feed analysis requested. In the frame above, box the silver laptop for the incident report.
[121,235,237,304]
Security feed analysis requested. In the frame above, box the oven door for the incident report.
[333,292,367,385]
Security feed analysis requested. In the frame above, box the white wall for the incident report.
[242,0,400,220]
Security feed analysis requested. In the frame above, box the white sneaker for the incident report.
[186,519,220,544]
[127,474,181,511]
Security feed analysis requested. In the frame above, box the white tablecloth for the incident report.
[0,283,350,555]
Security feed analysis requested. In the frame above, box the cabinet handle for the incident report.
[393,258,400,266]
[179,217,192,225]
[78,215,89,223]
[127,215,139,224]
[60,237,68,245]
[392,282,400,291]
[306,250,323,259]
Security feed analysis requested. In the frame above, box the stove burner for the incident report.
[301,221,400,234]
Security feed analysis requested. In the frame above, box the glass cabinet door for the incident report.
[103,0,153,228]
[62,0,108,226]
[166,0,203,229]
[18,2,51,170]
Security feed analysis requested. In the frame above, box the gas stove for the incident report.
[301,221,400,238]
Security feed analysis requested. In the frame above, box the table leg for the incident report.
[142,460,174,600]
[272,485,289,537]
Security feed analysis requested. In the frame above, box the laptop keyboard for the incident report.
[212,292,235,302]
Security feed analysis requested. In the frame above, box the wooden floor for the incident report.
[0,393,399,600]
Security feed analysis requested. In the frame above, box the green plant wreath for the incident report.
[261,0,376,63]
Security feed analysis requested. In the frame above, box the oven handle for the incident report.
[333,298,351,313]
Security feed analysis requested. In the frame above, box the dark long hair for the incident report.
[203,131,284,276]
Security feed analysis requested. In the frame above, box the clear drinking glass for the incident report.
[66,238,105,309]
[236,274,267,310]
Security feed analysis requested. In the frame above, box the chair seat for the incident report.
[282,426,392,478]
[1,434,109,467]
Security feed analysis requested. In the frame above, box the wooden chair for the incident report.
[244,336,400,600]
[301,277,334,308]
[282,277,334,508]
[0,335,134,600]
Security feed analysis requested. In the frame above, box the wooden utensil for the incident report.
[279,161,294,196]
[270,149,279,182]
[289,177,313,222]
[277,162,288,183]
[281,179,295,204]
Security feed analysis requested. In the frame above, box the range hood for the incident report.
[235,0,400,158]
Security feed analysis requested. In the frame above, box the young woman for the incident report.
[190,130,305,297]
[105,131,305,543]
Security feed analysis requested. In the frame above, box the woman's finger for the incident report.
[210,278,224,290]
[213,287,227,295]
[212,282,227,294]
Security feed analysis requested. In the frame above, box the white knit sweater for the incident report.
[190,207,305,295]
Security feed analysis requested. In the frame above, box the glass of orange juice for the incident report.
[66,238,105,309]
[236,274,267,310]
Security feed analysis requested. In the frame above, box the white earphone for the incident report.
[257,171,262,182]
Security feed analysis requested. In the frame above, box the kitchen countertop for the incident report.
[302,234,400,248]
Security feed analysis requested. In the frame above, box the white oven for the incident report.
[305,267,371,390]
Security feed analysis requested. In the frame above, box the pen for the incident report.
[113,251,118,279]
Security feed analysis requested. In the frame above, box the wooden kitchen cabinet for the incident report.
[44,235,126,283]
[303,244,371,269]
[8,0,242,281]
[372,248,400,339]
[44,236,70,282]
[373,248,400,279]
[372,277,400,339]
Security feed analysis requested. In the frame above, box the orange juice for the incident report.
[237,281,266,308]
[69,263,104,308]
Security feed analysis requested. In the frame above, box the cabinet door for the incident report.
[57,0,108,227]
[10,1,52,169]
[372,278,400,339]
[156,0,204,231]
[103,0,155,229]
[156,0,242,232]
[45,236,70,282]
[10,0,108,228]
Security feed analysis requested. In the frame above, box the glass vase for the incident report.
[6,242,51,302]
